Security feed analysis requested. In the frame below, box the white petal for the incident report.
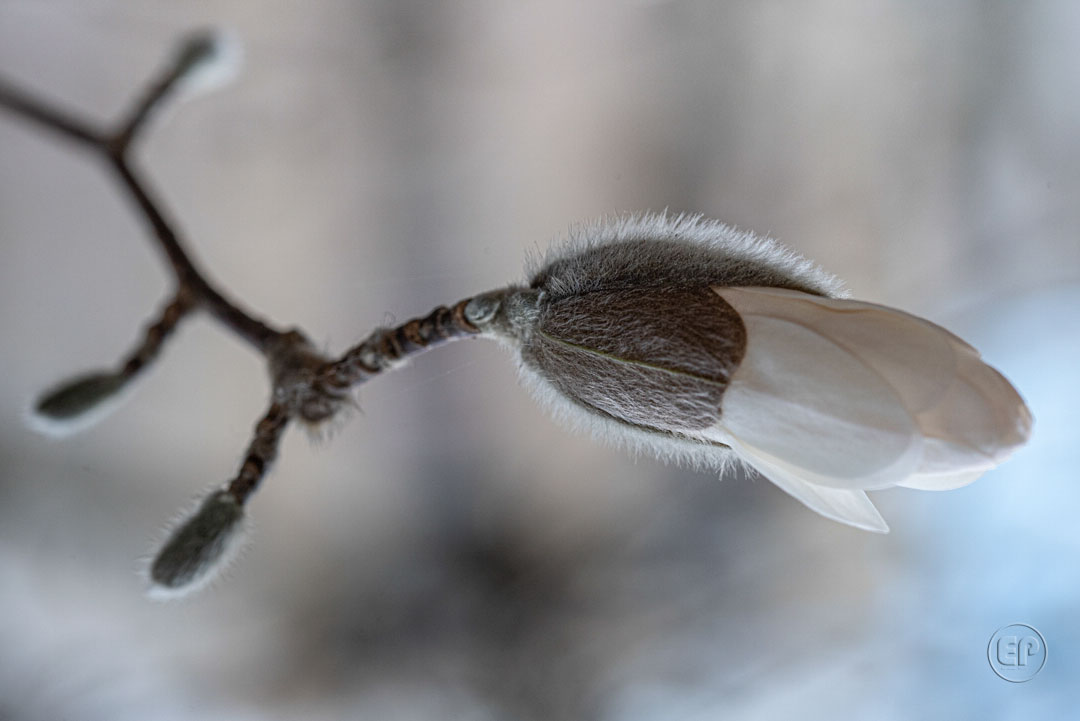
[914,346,1032,471]
[702,285,1033,528]
[713,286,1031,487]
[722,432,889,532]
[710,287,923,490]
[896,468,987,492]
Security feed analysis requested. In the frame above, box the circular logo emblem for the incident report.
[988,624,1047,682]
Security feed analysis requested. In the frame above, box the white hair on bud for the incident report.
[513,357,742,476]
[25,394,125,438]
[528,212,848,300]
[25,373,133,439]
[497,217,1033,534]
[500,212,846,475]
[174,28,243,98]
[143,489,251,601]
[299,398,358,446]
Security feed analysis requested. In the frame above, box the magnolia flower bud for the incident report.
[148,489,247,598]
[480,214,1032,532]
[30,371,128,437]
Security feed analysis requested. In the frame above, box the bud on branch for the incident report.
[149,490,247,598]
[1,32,1032,597]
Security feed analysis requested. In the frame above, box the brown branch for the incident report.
[120,288,196,378]
[227,402,291,504]
[112,36,209,151]
[321,297,486,389]
[0,34,285,354]
[107,155,283,350]
[0,79,106,147]
[2,31,511,594]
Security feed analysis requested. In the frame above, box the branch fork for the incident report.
[1,30,501,595]
[6,29,1032,596]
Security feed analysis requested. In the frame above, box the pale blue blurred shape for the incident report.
[594,286,1080,721]
[875,283,1080,719]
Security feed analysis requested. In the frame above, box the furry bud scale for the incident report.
[525,286,746,432]
[30,371,128,437]
[485,213,1032,533]
[149,490,247,597]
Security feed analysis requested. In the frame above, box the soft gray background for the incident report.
[1,2,1077,719]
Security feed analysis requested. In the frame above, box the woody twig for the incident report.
[1,31,502,595]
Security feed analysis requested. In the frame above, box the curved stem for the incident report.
[108,155,283,350]
[322,296,485,390]
[227,402,291,504]
[0,78,105,147]
[0,35,514,594]
[0,67,286,353]
[120,288,197,379]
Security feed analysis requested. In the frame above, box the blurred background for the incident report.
[1,2,1077,719]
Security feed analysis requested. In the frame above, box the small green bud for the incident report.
[149,490,247,599]
[31,371,127,436]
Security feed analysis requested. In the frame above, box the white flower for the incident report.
[703,286,1031,531]
[486,213,1033,532]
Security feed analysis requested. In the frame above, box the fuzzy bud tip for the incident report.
[29,371,128,437]
[172,28,242,97]
[148,490,247,599]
